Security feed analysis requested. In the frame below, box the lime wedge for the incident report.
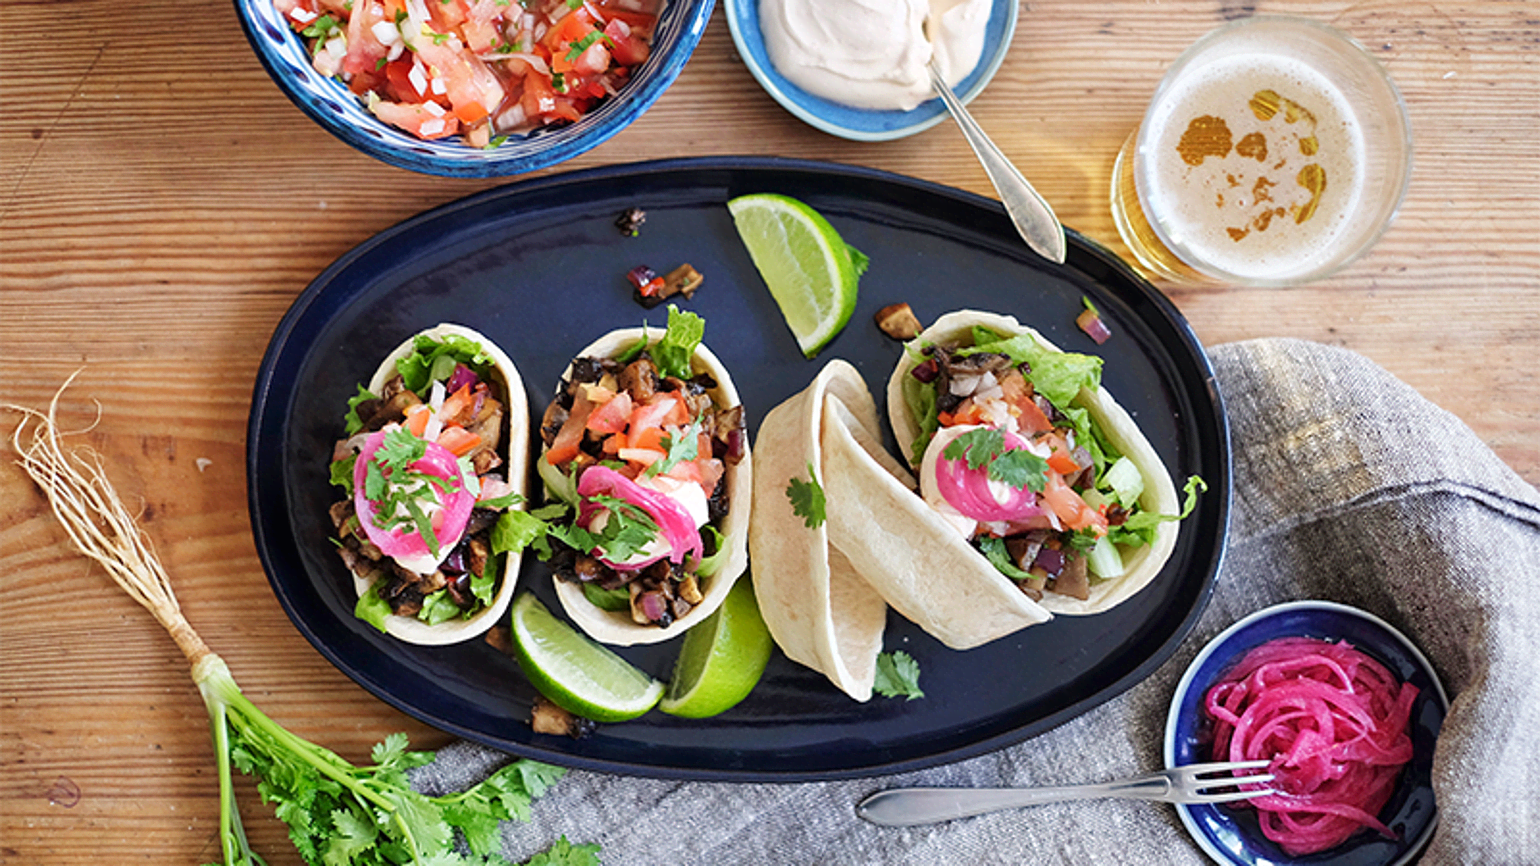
[727,193,867,358]
[659,577,773,718]
[510,592,663,723]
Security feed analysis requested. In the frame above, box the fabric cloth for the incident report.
[412,338,1540,865]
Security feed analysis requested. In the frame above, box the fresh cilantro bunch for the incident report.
[198,659,583,866]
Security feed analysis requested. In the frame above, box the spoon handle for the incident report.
[927,63,1067,264]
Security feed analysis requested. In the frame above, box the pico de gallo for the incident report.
[535,306,748,629]
[275,0,662,146]
[902,326,1202,602]
[329,332,523,631]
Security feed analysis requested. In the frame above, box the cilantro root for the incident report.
[7,378,583,866]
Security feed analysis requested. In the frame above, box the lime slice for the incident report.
[510,592,663,723]
[727,193,867,358]
[659,577,773,718]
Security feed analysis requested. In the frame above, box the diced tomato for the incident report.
[627,425,666,453]
[404,403,432,437]
[1042,473,1107,534]
[413,39,506,123]
[522,73,559,120]
[1047,450,1080,475]
[937,399,984,428]
[542,8,595,52]
[428,0,468,32]
[436,426,482,457]
[439,384,476,427]
[342,0,392,75]
[628,392,688,433]
[586,391,634,435]
[597,8,657,38]
[604,18,650,66]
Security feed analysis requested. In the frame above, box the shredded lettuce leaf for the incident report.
[651,304,705,380]
[961,327,1103,409]
[395,334,495,395]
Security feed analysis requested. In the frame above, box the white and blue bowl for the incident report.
[724,0,1018,141]
[235,0,715,177]
[1166,601,1448,866]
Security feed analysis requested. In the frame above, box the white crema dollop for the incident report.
[761,0,992,112]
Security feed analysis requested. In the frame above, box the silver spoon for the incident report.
[926,61,1066,264]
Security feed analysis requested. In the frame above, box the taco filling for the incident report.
[538,308,749,630]
[900,324,1198,604]
[328,331,524,632]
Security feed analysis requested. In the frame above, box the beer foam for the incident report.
[1138,52,1367,281]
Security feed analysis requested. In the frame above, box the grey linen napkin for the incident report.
[412,338,1540,865]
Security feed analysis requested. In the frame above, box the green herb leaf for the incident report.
[786,462,826,529]
[646,416,701,477]
[873,650,924,700]
[942,428,1048,492]
[1107,475,1206,547]
[527,836,603,866]
[344,384,377,435]
[975,535,1032,580]
[328,455,357,495]
[354,586,393,633]
[651,304,705,380]
[961,327,1103,409]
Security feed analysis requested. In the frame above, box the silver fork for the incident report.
[856,761,1275,827]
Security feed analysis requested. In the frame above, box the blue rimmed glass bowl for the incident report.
[1165,600,1448,866]
[234,0,715,177]
[723,0,1018,141]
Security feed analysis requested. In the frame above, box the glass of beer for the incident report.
[1110,16,1412,286]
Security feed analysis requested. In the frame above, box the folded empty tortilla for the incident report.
[750,361,888,701]
[750,360,1052,700]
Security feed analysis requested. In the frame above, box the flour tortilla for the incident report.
[545,328,752,647]
[356,323,530,646]
[886,310,1181,615]
[820,389,1052,648]
[749,360,888,701]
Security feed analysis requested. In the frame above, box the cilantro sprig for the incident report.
[873,651,925,700]
[786,462,826,529]
[942,428,1050,492]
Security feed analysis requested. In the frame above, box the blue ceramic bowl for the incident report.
[234,0,715,177]
[724,0,1018,141]
[1165,601,1447,866]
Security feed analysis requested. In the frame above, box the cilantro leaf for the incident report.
[786,462,826,529]
[942,428,1048,492]
[646,416,701,477]
[526,836,602,866]
[873,651,924,700]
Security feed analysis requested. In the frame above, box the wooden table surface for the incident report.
[2,0,1535,862]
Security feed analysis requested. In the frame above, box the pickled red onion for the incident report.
[934,429,1044,522]
[1203,637,1418,856]
[576,465,702,570]
[352,430,474,567]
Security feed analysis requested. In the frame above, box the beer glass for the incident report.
[1110,16,1411,287]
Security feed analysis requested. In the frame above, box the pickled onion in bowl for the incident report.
[1202,637,1419,856]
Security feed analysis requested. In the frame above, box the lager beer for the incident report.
[1111,17,1411,287]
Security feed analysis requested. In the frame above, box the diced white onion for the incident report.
[387,42,405,61]
[324,36,348,60]
[408,61,429,95]
[290,7,318,23]
[431,77,447,96]
[428,380,447,412]
[372,20,401,45]
[423,100,446,117]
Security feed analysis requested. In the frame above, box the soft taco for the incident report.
[888,310,1195,615]
[749,361,891,701]
[535,306,751,646]
[327,323,530,645]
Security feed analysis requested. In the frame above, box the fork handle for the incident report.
[857,778,1167,827]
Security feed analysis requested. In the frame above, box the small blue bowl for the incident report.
[234,0,715,177]
[1165,601,1447,866]
[724,0,1018,141]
